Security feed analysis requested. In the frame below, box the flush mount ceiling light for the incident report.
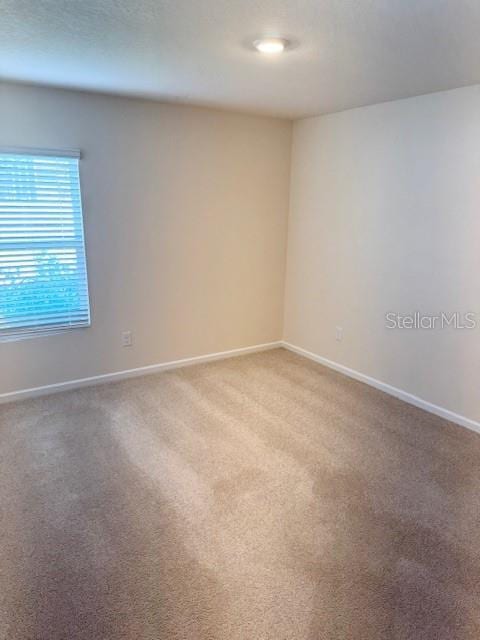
[253,37,289,54]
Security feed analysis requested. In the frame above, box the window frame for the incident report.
[0,146,91,342]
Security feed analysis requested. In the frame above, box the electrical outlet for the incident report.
[122,330,133,347]
[335,326,343,342]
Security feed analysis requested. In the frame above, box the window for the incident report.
[0,148,90,340]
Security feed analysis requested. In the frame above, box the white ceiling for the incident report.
[1,0,480,119]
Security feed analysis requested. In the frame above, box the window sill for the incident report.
[0,323,91,343]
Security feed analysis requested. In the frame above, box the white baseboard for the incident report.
[4,339,479,437]
[281,341,480,436]
[0,341,282,405]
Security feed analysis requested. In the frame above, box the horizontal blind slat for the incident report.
[0,283,90,294]
[0,282,90,294]
[0,306,90,320]
[0,261,83,269]
[0,317,89,329]
[1,307,89,319]
[3,318,88,329]
[1,325,89,339]
[0,242,87,250]
[0,312,90,324]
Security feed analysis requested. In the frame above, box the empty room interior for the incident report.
[1,1,480,638]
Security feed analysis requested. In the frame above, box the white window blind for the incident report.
[0,148,90,340]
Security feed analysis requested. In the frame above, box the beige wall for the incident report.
[4,81,480,423]
[0,83,292,394]
[284,85,480,423]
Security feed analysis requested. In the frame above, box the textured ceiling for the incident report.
[1,0,480,118]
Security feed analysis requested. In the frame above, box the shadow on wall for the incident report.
[346,96,480,421]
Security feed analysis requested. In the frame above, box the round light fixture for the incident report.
[253,37,288,54]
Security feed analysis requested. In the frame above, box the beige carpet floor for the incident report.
[0,348,480,639]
